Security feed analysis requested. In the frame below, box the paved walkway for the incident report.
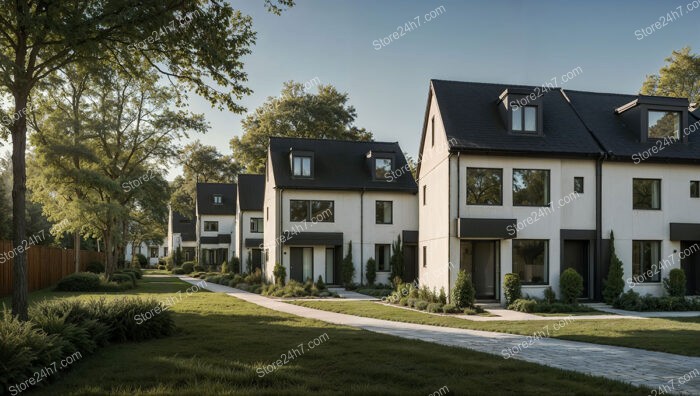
[586,303,700,318]
[180,276,700,394]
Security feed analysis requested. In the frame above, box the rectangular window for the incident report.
[423,185,427,205]
[375,158,393,180]
[632,241,661,282]
[250,218,264,233]
[512,105,537,132]
[376,201,393,224]
[512,106,522,131]
[431,116,435,147]
[691,181,699,198]
[163,247,168,257]
[422,246,427,268]
[213,194,223,205]
[311,200,334,222]
[292,156,312,177]
[150,247,158,258]
[467,168,503,205]
[574,177,584,194]
[375,244,391,272]
[290,200,309,221]
[513,169,550,206]
[203,221,218,232]
[633,178,661,210]
[648,111,680,139]
[512,240,549,284]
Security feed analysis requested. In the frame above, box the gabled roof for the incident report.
[196,183,236,215]
[268,137,417,192]
[237,174,264,212]
[565,90,700,163]
[430,80,603,157]
[171,209,196,241]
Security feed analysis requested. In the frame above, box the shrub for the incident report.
[560,268,584,304]
[181,261,195,274]
[406,298,417,308]
[341,241,355,286]
[508,298,537,313]
[389,235,403,282]
[438,287,447,305]
[221,260,231,274]
[55,273,100,292]
[398,297,408,306]
[452,270,475,309]
[231,256,241,274]
[316,275,326,290]
[174,247,183,267]
[273,262,286,285]
[164,255,175,271]
[426,303,443,313]
[114,271,136,283]
[603,230,625,304]
[111,273,136,288]
[122,267,143,279]
[172,267,186,275]
[85,261,105,274]
[194,265,205,272]
[245,268,263,285]
[366,258,376,286]
[134,253,148,268]
[503,273,521,305]
[442,304,460,314]
[157,265,166,270]
[414,301,429,311]
[543,286,556,304]
[663,268,686,297]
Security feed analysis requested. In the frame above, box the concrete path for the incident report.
[327,287,379,300]
[587,303,700,318]
[180,276,700,394]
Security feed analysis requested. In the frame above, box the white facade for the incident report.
[124,241,167,266]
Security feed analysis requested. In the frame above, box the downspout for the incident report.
[360,189,364,286]
[447,152,453,300]
[595,154,605,300]
[279,188,284,275]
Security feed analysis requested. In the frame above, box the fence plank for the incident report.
[0,240,105,297]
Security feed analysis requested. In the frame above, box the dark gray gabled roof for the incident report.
[268,137,417,193]
[431,80,603,157]
[171,210,196,241]
[565,90,700,163]
[237,174,264,212]
[196,183,236,215]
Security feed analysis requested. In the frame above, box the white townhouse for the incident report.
[235,174,265,273]
[418,79,700,303]
[167,207,197,262]
[124,241,167,266]
[262,137,419,285]
[195,183,237,266]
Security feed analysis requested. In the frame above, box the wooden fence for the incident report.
[0,240,105,297]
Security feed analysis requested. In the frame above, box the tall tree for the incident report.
[231,81,373,173]
[641,47,700,104]
[0,0,293,320]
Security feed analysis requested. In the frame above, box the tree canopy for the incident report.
[641,47,700,104]
[230,81,373,173]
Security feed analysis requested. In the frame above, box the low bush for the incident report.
[111,273,136,288]
[172,267,186,275]
[355,288,393,297]
[508,298,538,313]
[406,298,417,308]
[509,298,594,313]
[463,306,485,315]
[114,271,136,283]
[194,265,205,272]
[543,286,556,304]
[613,290,700,311]
[664,268,686,297]
[452,270,475,309]
[560,268,584,304]
[426,303,443,313]
[157,265,166,270]
[123,268,143,279]
[398,297,408,306]
[55,273,101,292]
[414,301,429,311]
[85,261,105,274]
[315,276,326,290]
[261,279,334,298]
[134,253,148,268]
[221,260,231,274]
[181,262,195,274]
[245,268,262,285]
[273,263,286,285]
[442,304,460,314]
[504,273,522,305]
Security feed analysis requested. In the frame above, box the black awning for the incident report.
[245,238,263,248]
[457,218,517,239]
[402,230,418,244]
[282,232,343,246]
[560,229,596,240]
[670,223,700,241]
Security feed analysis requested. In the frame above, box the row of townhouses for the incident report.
[166,79,700,303]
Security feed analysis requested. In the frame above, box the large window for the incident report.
[648,111,680,139]
[290,200,334,222]
[203,221,218,232]
[512,240,548,284]
[250,218,264,233]
[467,168,503,205]
[375,244,391,272]
[512,105,537,132]
[376,201,393,224]
[513,169,550,206]
[632,241,661,282]
[633,178,661,210]
[292,155,312,177]
[374,158,393,180]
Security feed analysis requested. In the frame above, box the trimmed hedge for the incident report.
[181,262,195,274]
[55,273,101,292]
[614,290,700,311]
[85,261,105,274]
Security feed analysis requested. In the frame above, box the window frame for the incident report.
[373,157,394,181]
[203,221,219,232]
[466,167,503,206]
[632,178,661,210]
[375,200,393,224]
[512,169,551,207]
[512,239,549,285]
[212,194,223,205]
[289,199,335,222]
[511,105,538,133]
[250,217,264,233]
[691,181,700,198]
[375,244,391,272]
[574,177,584,194]
[291,154,313,178]
[632,240,662,283]
[647,110,681,140]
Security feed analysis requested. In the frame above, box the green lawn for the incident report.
[5,276,648,395]
[291,300,700,357]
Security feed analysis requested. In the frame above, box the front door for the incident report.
[290,247,313,283]
[403,244,418,283]
[562,240,590,298]
[325,248,335,284]
[681,241,700,295]
[251,249,263,272]
[460,240,498,299]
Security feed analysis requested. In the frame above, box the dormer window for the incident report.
[648,111,680,139]
[374,158,393,180]
[292,155,312,177]
[512,105,537,133]
[213,194,222,205]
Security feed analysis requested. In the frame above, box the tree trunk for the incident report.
[11,90,29,321]
[74,230,81,272]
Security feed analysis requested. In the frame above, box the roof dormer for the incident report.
[498,88,544,136]
[615,95,691,143]
[289,148,314,179]
[366,150,395,181]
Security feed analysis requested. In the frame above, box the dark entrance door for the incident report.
[403,244,418,283]
[681,241,700,295]
[562,240,590,298]
[460,240,498,300]
[325,248,335,284]
[290,247,313,282]
[251,249,262,272]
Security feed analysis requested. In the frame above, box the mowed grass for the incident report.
[5,276,648,395]
[291,301,700,357]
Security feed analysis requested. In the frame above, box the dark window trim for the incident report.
[632,240,662,283]
[466,167,503,206]
[372,155,395,181]
[290,151,314,179]
[375,244,391,272]
[375,200,393,224]
[512,239,550,286]
[509,104,543,136]
[289,199,335,222]
[690,181,700,198]
[212,194,223,205]
[646,109,682,140]
[632,178,662,210]
[512,168,551,207]
[250,217,264,233]
[203,221,219,232]
[574,176,584,194]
